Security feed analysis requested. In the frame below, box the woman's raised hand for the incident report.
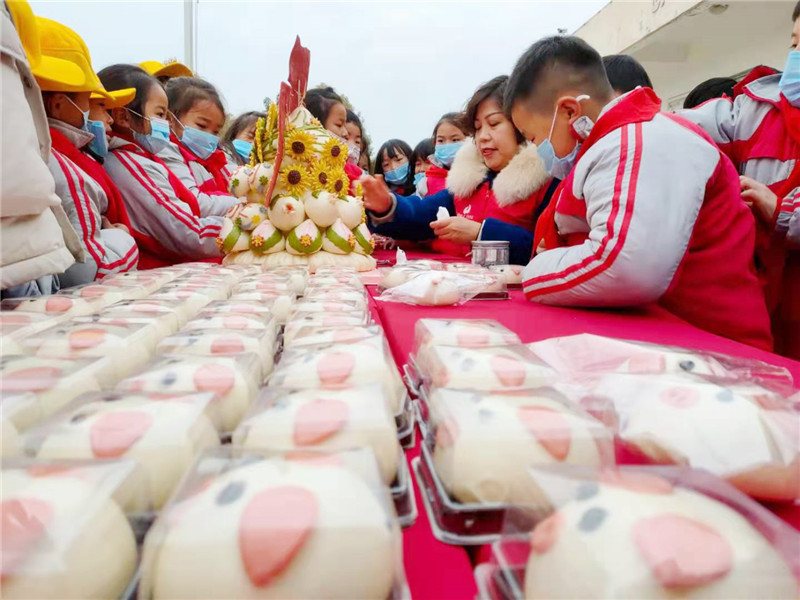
[361,174,393,214]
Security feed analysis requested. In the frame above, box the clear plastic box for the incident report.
[138,446,407,599]
[288,298,368,319]
[282,324,384,350]
[0,311,65,338]
[145,289,214,318]
[1,458,147,598]
[52,282,131,307]
[1,295,103,317]
[486,465,800,599]
[410,344,557,393]
[529,333,796,394]
[0,393,38,457]
[19,319,160,388]
[23,393,220,508]
[233,279,295,294]
[98,298,197,330]
[227,292,296,325]
[271,340,407,414]
[266,265,309,295]
[307,273,364,289]
[412,389,614,545]
[283,312,371,345]
[413,319,522,355]
[0,355,103,421]
[182,312,278,339]
[303,286,368,307]
[116,353,262,434]
[585,373,800,502]
[102,270,177,292]
[201,300,286,326]
[157,328,276,380]
[159,282,231,302]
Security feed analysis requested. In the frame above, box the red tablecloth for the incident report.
[368,250,800,599]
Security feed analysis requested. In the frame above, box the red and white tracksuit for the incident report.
[681,73,800,358]
[47,120,138,285]
[523,88,772,351]
[158,139,239,217]
[103,135,222,266]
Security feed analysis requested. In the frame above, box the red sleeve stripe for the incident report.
[523,123,643,298]
[115,150,203,234]
[52,151,105,266]
[97,244,139,275]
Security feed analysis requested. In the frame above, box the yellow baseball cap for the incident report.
[140,60,193,79]
[90,88,135,108]
[32,16,133,105]
[6,1,84,87]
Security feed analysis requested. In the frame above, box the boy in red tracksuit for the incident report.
[505,35,772,351]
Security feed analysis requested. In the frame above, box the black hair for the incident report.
[793,0,800,21]
[346,109,362,133]
[504,36,614,114]
[374,139,415,195]
[413,138,435,165]
[683,77,737,109]
[97,64,162,124]
[432,112,467,141]
[165,76,225,121]
[602,54,653,94]
[305,86,344,126]
[466,75,525,143]
[220,110,266,165]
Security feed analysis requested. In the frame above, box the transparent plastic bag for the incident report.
[377,270,504,306]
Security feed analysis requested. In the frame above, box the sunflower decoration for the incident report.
[308,163,331,193]
[284,129,316,161]
[279,165,310,197]
[321,137,347,168]
[327,167,349,198]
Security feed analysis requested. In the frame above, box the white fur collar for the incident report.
[445,140,548,207]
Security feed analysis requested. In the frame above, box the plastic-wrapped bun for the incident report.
[0,466,138,599]
[270,196,306,232]
[524,470,799,599]
[432,391,612,504]
[141,458,399,599]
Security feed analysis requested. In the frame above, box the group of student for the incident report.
[1,0,798,359]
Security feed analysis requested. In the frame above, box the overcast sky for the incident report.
[30,1,606,152]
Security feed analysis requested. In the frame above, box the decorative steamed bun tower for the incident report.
[219,38,376,272]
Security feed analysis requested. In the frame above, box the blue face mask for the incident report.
[433,141,463,167]
[130,110,172,155]
[232,139,253,161]
[779,51,800,106]
[65,95,89,130]
[537,95,592,180]
[180,125,220,160]
[384,161,409,185]
[413,172,425,186]
[86,119,109,158]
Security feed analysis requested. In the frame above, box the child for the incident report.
[373,139,416,196]
[161,76,238,217]
[99,64,223,268]
[505,35,771,350]
[363,76,556,264]
[220,110,264,166]
[679,2,800,357]
[304,86,363,187]
[682,77,737,109]
[412,138,434,193]
[601,54,653,96]
[34,17,139,286]
[419,113,469,197]
[345,109,365,165]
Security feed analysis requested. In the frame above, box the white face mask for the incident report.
[64,95,90,131]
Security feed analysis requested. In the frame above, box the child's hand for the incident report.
[535,239,547,255]
[741,176,778,224]
[429,216,481,244]
[361,175,393,214]
[112,223,130,235]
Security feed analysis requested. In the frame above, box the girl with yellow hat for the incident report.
[97,64,223,268]
[32,16,139,285]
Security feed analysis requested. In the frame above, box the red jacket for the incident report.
[433,143,551,257]
[524,88,772,351]
[423,165,448,197]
